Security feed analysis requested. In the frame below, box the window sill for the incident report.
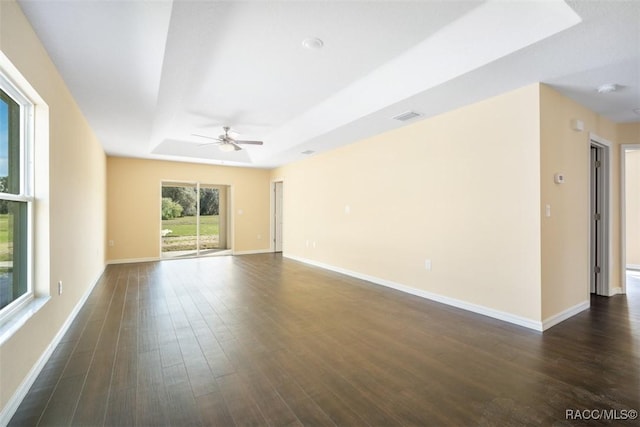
[0,296,51,346]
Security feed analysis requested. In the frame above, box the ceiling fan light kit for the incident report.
[219,143,236,152]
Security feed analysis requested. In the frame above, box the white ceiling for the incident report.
[17,0,640,168]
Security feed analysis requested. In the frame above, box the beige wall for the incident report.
[106,157,271,261]
[625,150,640,267]
[539,85,620,318]
[618,124,640,269]
[0,0,107,415]
[273,84,543,323]
[617,123,640,144]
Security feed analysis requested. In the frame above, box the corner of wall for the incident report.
[539,84,620,323]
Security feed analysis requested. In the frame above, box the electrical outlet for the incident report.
[424,259,432,271]
[109,240,114,247]
[58,281,63,295]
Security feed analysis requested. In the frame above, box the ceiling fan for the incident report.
[192,126,264,152]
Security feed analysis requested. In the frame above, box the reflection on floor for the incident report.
[162,248,232,259]
[628,269,640,289]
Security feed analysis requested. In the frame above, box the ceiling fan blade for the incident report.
[197,141,221,147]
[192,133,222,141]
[234,140,264,145]
[232,142,243,151]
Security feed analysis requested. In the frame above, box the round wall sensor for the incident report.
[302,37,324,50]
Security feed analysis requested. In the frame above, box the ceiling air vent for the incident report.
[392,111,422,122]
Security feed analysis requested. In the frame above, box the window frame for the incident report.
[0,71,35,325]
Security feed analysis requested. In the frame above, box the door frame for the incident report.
[270,178,284,253]
[589,134,612,296]
[621,144,640,294]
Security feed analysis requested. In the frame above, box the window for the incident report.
[0,75,33,323]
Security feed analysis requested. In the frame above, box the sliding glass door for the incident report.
[161,182,228,258]
[198,185,228,254]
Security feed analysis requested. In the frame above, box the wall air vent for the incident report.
[392,111,422,122]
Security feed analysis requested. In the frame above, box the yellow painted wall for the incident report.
[273,84,543,323]
[617,123,640,144]
[106,157,271,261]
[0,0,106,414]
[625,150,640,267]
[539,84,620,319]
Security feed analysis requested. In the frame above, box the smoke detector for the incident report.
[302,38,324,50]
[597,83,618,94]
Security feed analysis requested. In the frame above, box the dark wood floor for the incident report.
[9,255,640,426]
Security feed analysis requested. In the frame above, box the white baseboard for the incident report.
[0,267,106,426]
[541,300,590,330]
[626,264,640,271]
[608,287,623,296]
[232,249,272,256]
[106,256,159,265]
[285,255,544,332]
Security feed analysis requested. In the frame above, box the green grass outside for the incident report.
[161,215,221,252]
[0,214,9,244]
[0,214,12,262]
[161,215,219,237]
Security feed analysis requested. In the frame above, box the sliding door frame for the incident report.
[159,180,232,258]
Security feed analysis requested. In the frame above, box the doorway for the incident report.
[161,181,230,258]
[622,145,640,293]
[590,139,610,296]
[274,181,283,253]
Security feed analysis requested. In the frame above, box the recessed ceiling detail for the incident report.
[17,0,640,168]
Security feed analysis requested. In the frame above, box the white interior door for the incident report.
[590,141,610,296]
[274,182,283,252]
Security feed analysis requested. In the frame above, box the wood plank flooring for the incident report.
[9,255,640,426]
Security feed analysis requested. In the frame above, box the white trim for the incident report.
[107,257,159,265]
[233,249,272,256]
[0,296,48,346]
[0,267,105,426]
[627,264,640,271]
[0,64,37,326]
[285,254,544,332]
[609,287,623,296]
[541,300,590,330]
